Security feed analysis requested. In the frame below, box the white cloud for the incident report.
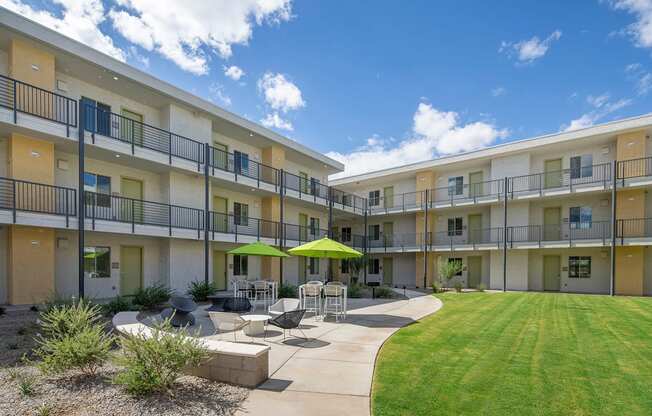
[0,0,126,61]
[624,62,652,95]
[224,65,245,81]
[609,0,652,48]
[491,86,507,97]
[261,112,293,130]
[208,83,231,106]
[563,93,633,131]
[327,103,507,179]
[108,0,293,75]
[258,72,305,112]
[500,30,562,64]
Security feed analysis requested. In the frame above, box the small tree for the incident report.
[438,258,464,289]
[347,257,365,284]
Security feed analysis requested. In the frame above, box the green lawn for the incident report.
[372,292,652,416]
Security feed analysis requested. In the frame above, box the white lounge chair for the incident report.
[208,311,250,342]
[268,298,300,318]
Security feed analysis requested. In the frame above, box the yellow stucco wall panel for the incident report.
[8,225,55,305]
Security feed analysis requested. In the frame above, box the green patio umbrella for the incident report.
[287,237,363,259]
[227,241,289,257]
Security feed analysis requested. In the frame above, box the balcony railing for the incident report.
[207,146,280,188]
[334,233,366,249]
[0,176,76,225]
[509,221,611,245]
[82,103,204,168]
[617,218,652,240]
[330,188,367,214]
[367,233,427,250]
[510,163,611,196]
[368,190,426,214]
[283,171,329,202]
[430,179,505,205]
[283,223,328,243]
[0,75,77,136]
[617,156,652,181]
[209,212,280,242]
[84,191,204,235]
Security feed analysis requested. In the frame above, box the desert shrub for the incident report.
[374,286,394,298]
[132,284,172,310]
[41,294,77,314]
[278,283,298,298]
[347,283,363,298]
[438,259,464,288]
[476,283,487,292]
[186,281,217,302]
[431,281,444,293]
[16,373,37,396]
[35,299,113,376]
[113,318,208,396]
[102,296,133,316]
[454,281,464,293]
[35,403,55,416]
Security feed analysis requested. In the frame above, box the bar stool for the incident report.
[302,283,322,320]
[253,280,271,311]
[323,284,344,322]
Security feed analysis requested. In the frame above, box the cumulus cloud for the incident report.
[0,0,126,61]
[327,103,508,179]
[224,65,245,81]
[261,112,293,131]
[258,72,305,112]
[108,0,293,74]
[491,86,507,97]
[563,93,633,131]
[208,82,231,106]
[625,62,652,95]
[608,0,652,48]
[500,30,562,64]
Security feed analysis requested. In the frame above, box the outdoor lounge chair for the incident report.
[267,309,308,340]
[208,311,251,342]
[268,298,300,318]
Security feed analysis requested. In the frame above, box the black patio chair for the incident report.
[161,296,198,327]
[267,309,308,340]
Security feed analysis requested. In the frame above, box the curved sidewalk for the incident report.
[236,289,442,416]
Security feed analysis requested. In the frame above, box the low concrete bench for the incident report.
[113,312,270,387]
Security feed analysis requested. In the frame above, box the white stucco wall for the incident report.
[490,249,529,290]
[162,104,212,144]
[527,248,610,294]
[490,153,531,180]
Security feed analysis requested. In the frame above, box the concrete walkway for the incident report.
[234,289,442,416]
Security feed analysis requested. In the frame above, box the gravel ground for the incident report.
[0,310,249,416]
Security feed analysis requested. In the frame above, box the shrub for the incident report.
[374,286,394,299]
[113,318,208,396]
[35,403,54,416]
[347,283,363,298]
[132,284,172,310]
[454,281,464,293]
[431,281,444,293]
[476,283,487,292]
[17,373,37,396]
[42,294,78,314]
[35,299,114,376]
[438,259,464,287]
[102,296,133,316]
[278,283,298,298]
[186,281,217,302]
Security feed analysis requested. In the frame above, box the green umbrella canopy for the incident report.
[228,241,289,257]
[287,237,363,259]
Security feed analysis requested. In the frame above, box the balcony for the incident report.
[510,163,612,199]
[431,228,504,251]
[430,179,505,209]
[617,218,652,245]
[330,188,367,215]
[333,233,366,250]
[367,233,427,253]
[617,156,652,187]
[283,223,328,245]
[208,212,280,245]
[0,176,76,227]
[0,74,77,137]
[368,191,425,215]
[508,221,612,248]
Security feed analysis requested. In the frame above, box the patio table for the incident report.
[242,314,271,336]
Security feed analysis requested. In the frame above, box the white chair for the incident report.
[323,284,344,322]
[208,311,250,342]
[268,298,300,318]
[253,280,271,311]
[302,283,322,320]
[326,281,344,286]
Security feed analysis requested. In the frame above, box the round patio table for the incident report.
[242,314,271,336]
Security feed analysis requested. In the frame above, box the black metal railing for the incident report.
[284,223,328,242]
[509,221,611,244]
[0,75,77,135]
[82,103,204,167]
[367,232,426,249]
[334,233,366,249]
[209,212,280,241]
[84,191,204,234]
[330,188,367,214]
[0,176,76,225]
[368,190,426,214]
[617,156,652,180]
[509,163,611,196]
[617,218,652,240]
[430,179,504,205]
[283,171,329,201]
[207,146,279,187]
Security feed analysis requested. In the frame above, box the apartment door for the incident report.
[467,256,482,288]
[543,207,561,241]
[120,246,142,296]
[121,178,143,223]
[543,255,561,291]
[544,158,562,189]
[299,213,308,241]
[213,196,228,233]
[298,257,307,284]
[121,109,143,146]
[212,142,228,171]
[469,171,484,198]
[468,214,483,243]
[383,222,394,247]
[382,257,393,286]
[383,186,394,209]
[213,250,227,290]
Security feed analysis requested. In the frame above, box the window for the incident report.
[569,256,591,278]
[84,246,110,278]
[369,224,380,240]
[310,217,320,236]
[369,190,380,206]
[341,259,350,274]
[447,217,463,236]
[84,172,111,207]
[341,227,352,242]
[342,194,351,206]
[448,176,463,196]
[234,151,249,175]
[309,257,320,274]
[233,255,248,276]
[570,154,593,179]
[368,258,380,274]
[310,177,320,196]
[81,97,111,136]
[569,206,592,229]
[234,202,249,226]
[448,258,463,276]
[298,172,309,193]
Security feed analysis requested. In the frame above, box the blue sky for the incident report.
[3,0,652,177]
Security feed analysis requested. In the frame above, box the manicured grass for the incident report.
[372,292,652,416]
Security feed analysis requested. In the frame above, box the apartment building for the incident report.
[0,11,369,305]
[330,118,652,296]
